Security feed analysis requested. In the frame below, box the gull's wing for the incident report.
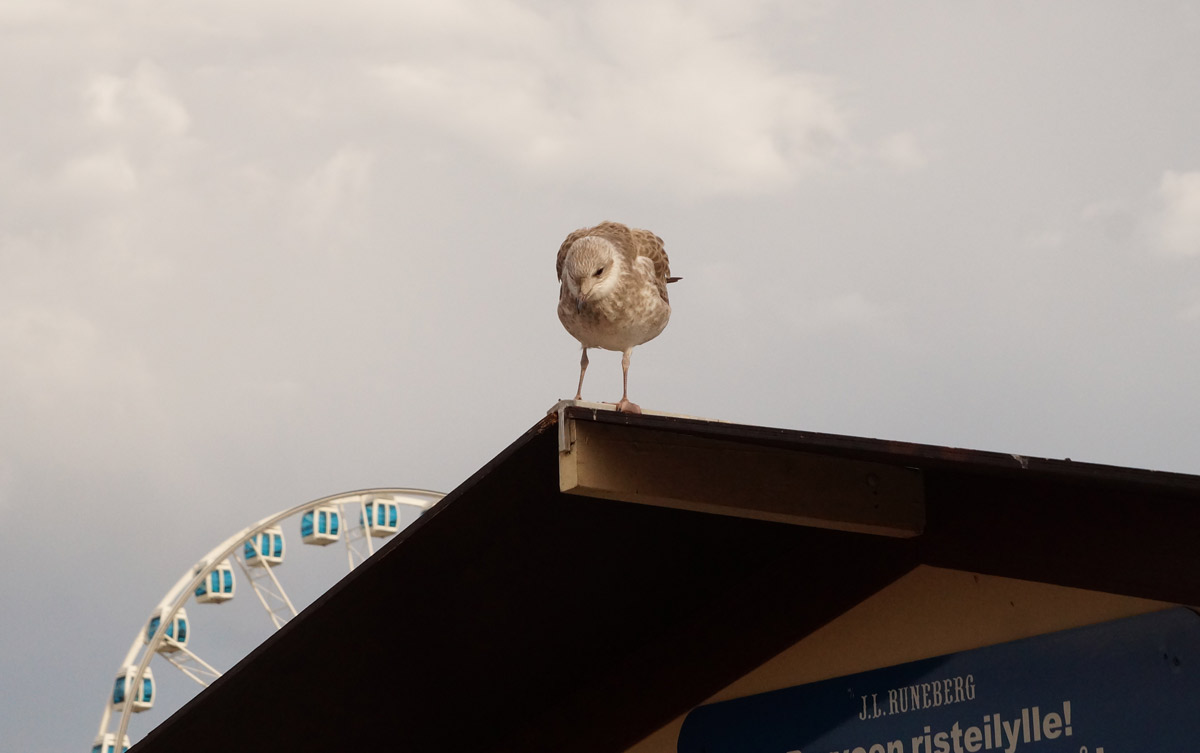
[629,227,671,282]
[629,227,675,303]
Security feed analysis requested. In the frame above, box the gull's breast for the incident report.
[559,280,670,351]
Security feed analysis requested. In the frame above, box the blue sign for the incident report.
[679,607,1200,753]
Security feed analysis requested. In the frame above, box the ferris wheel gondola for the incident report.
[91,732,130,753]
[193,559,235,603]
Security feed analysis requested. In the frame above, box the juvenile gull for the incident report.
[556,221,680,414]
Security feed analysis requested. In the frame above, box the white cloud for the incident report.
[4,1,883,205]
[85,60,190,136]
[1079,198,1137,243]
[877,131,927,171]
[59,148,139,194]
[0,304,199,486]
[1152,170,1200,257]
[371,0,856,196]
[294,145,375,234]
[0,306,154,410]
[0,0,87,24]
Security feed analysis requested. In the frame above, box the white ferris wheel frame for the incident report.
[97,487,444,750]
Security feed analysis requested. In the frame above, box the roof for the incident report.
[132,405,1200,752]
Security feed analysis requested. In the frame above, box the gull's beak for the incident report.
[576,295,585,312]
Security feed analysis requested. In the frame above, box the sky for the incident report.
[3,1,1199,749]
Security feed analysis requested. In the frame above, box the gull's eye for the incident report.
[593,267,604,277]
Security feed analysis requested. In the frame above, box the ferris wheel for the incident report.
[92,487,444,753]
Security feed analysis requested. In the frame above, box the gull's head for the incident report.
[564,236,619,311]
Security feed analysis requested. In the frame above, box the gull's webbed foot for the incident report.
[613,398,642,414]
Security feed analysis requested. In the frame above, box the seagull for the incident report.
[556,221,680,414]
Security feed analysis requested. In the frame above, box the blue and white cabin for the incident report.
[144,606,188,652]
[111,666,154,713]
[301,506,340,545]
[194,559,235,604]
[244,526,285,567]
[91,733,130,753]
[361,499,400,537]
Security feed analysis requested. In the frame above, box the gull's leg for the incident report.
[614,347,642,414]
[574,347,589,401]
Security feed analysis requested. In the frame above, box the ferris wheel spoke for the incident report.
[341,499,376,571]
[235,553,297,630]
[162,646,222,687]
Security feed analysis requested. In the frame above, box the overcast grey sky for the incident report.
[3,1,1199,749]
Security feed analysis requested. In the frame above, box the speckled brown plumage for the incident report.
[557,221,675,302]
[555,221,679,414]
